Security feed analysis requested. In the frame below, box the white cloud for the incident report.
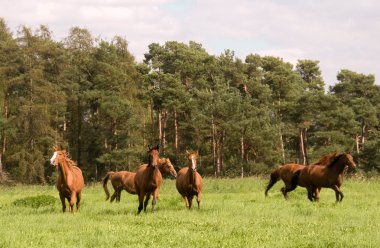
[0,0,378,86]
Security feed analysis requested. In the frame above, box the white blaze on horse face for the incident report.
[191,155,197,170]
[50,152,57,165]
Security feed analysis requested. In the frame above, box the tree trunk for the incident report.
[77,97,82,166]
[1,93,9,154]
[212,117,217,176]
[355,134,360,154]
[174,108,179,159]
[360,119,366,146]
[216,138,221,178]
[158,110,162,148]
[240,136,245,160]
[162,109,168,155]
[0,153,2,176]
[303,128,309,165]
[143,121,147,148]
[299,128,309,165]
[150,99,154,145]
[220,130,225,174]
[279,131,285,164]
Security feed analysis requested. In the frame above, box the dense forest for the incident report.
[0,19,379,184]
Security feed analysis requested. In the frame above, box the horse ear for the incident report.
[156,144,160,150]
[196,150,199,156]
[53,146,57,151]
[59,144,64,151]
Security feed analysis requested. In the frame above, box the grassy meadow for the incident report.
[0,177,379,248]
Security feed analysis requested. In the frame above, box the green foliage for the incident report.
[12,194,56,208]
[0,19,379,183]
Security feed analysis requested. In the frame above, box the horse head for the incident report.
[159,158,177,178]
[341,152,357,170]
[50,146,65,167]
[148,145,160,168]
[186,150,199,171]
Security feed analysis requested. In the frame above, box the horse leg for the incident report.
[188,195,194,209]
[69,192,76,213]
[265,172,279,197]
[333,185,344,202]
[196,192,202,209]
[151,189,159,212]
[116,187,121,202]
[281,187,289,200]
[307,187,314,201]
[76,191,82,211]
[313,187,321,201]
[59,192,66,213]
[143,192,151,212]
[137,193,144,214]
[110,191,117,203]
[183,196,190,208]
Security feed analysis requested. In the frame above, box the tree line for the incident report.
[0,19,379,184]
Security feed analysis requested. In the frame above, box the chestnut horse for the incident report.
[176,151,203,209]
[103,171,136,202]
[103,157,177,203]
[265,152,339,199]
[134,145,162,214]
[286,151,356,202]
[50,146,84,213]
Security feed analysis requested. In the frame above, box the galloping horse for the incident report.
[134,145,162,214]
[265,152,339,199]
[176,151,203,209]
[50,146,84,213]
[103,157,177,203]
[103,170,136,202]
[286,151,356,202]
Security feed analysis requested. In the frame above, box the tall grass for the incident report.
[0,178,379,247]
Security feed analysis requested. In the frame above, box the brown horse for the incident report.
[103,171,136,202]
[265,163,308,199]
[286,151,356,202]
[50,146,84,213]
[134,145,162,214]
[265,152,339,199]
[176,151,203,209]
[103,157,177,203]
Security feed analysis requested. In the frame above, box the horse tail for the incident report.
[265,168,280,196]
[289,170,301,192]
[103,172,114,201]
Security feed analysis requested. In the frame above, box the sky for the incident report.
[1,0,379,88]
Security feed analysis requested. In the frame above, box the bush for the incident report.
[12,195,57,208]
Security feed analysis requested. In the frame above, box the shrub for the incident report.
[12,195,57,208]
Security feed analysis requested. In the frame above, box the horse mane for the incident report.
[313,151,340,166]
[63,151,77,168]
[325,153,344,168]
[158,158,167,164]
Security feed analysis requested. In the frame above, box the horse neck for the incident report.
[58,159,71,184]
[147,165,159,181]
[329,156,347,175]
[157,159,166,173]
[188,166,196,184]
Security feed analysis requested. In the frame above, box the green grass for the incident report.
[0,178,379,248]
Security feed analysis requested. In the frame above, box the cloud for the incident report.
[0,0,378,86]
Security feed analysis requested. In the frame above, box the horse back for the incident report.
[121,171,137,194]
[308,165,343,187]
[279,163,305,185]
